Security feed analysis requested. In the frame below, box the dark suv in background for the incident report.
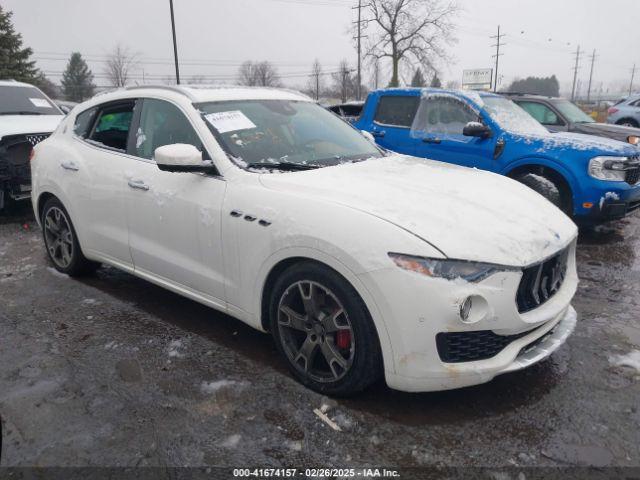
[506,93,640,147]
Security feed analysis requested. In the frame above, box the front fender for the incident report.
[500,155,583,198]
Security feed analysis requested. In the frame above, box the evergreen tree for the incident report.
[430,73,442,88]
[62,52,95,101]
[0,6,38,81]
[410,68,426,87]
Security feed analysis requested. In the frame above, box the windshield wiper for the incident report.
[0,111,44,115]
[245,162,322,171]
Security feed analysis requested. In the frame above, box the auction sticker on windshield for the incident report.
[29,98,52,108]
[205,110,257,134]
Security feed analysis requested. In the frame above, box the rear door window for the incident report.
[88,102,135,152]
[73,108,97,138]
[374,96,420,127]
[517,101,562,126]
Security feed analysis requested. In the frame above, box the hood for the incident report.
[0,115,64,140]
[512,131,637,157]
[259,155,577,267]
[570,122,640,144]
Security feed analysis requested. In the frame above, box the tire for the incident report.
[41,197,100,277]
[616,118,639,128]
[515,172,572,215]
[269,261,382,396]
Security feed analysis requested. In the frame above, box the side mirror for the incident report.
[463,122,492,138]
[155,144,214,173]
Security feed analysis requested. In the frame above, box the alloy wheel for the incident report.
[277,280,355,383]
[43,206,74,269]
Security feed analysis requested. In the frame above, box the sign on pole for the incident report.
[462,69,493,91]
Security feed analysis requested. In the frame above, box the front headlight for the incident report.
[388,253,517,283]
[628,135,640,146]
[588,156,629,181]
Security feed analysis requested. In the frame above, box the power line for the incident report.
[490,25,506,92]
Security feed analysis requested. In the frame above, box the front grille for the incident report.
[436,326,540,363]
[0,133,50,183]
[516,248,569,313]
[25,133,50,147]
[626,156,640,185]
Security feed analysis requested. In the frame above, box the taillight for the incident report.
[608,107,619,115]
[29,147,35,161]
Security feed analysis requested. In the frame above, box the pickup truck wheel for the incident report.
[515,172,571,215]
[269,262,382,396]
[41,197,100,277]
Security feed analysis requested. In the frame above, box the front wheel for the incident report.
[41,197,100,276]
[515,172,572,216]
[269,262,382,396]
[616,118,639,128]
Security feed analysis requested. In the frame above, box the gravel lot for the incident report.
[0,204,639,470]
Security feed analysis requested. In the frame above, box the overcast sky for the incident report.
[5,0,639,97]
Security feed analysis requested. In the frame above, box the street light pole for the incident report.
[169,0,181,85]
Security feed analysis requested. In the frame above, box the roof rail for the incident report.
[124,84,197,101]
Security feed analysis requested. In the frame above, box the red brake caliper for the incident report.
[336,329,351,349]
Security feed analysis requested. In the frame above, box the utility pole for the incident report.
[490,25,506,92]
[587,49,596,102]
[570,45,582,101]
[352,0,367,100]
[169,0,181,85]
[630,64,637,96]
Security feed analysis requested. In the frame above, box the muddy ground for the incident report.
[0,204,639,470]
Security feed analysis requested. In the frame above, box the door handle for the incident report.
[60,161,79,171]
[371,130,386,138]
[127,179,150,191]
[422,137,442,144]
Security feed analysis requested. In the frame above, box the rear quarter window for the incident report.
[374,96,420,127]
[73,108,97,138]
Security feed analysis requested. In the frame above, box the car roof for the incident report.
[502,92,559,100]
[92,84,313,104]
[0,79,39,88]
[372,87,502,101]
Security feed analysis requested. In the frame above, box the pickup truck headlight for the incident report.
[388,253,516,283]
[588,156,630,182]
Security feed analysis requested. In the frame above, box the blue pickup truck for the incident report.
[354,88,640,224]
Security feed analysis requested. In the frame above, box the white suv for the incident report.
[31,85,578,395]
[0,80,64,211]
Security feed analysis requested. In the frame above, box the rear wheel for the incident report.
[269,262,382,396]
[515,172,572,215]
[41,197,99,276]
[616,118,639,128]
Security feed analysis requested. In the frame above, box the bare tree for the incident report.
[237,61,281,87]
[308,59,323,100]
[332,60,355,103]
[364,0,457,87]
[104,44,138,87]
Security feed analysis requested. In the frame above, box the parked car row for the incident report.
[7,81,638,395]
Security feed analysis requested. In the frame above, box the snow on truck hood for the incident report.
[513,131,637,156]
[0,115,64,140]
[260,155,577,267]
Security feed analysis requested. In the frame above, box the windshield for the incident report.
[0,85,61,115]
[198,100,382,169]
[482,96,549,135]
[551,99,595,123]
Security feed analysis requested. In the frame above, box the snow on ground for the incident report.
[200,379,248,394]
[46,267,68,279]
[167,339,185,358]
[609,350,640,373]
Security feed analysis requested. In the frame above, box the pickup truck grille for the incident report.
[626,157,640,185]
[516,248,569,313]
